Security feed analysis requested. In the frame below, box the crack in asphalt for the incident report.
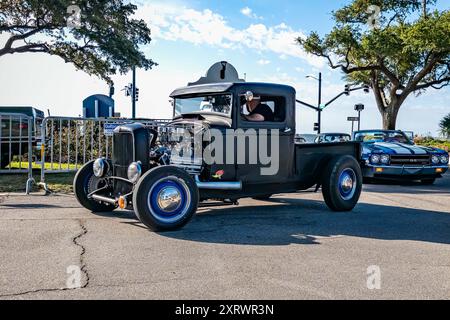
[73,219,90,289]
[0,219,89,298]
[0,287,73,298]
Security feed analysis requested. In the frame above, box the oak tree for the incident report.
[0,0,156,83]
[297,0,450,129]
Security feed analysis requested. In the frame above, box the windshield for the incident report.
[174,94,232,117]
[354,131,412,144]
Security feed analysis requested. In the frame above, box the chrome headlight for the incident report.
[127,162,142,183]
[431,155,440,164]
[370,154,381,164]
[440,154,449,164]
[93,158,107,177]
[380,154,390,164]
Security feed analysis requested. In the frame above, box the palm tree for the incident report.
[439,113,450,139]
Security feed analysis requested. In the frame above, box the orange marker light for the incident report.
[436,168,443,173]
[118,196,126,209]
[375,168,383,173]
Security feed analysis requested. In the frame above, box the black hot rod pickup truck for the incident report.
[73,62,363,231]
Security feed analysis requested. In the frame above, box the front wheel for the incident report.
[322,155,362,211]
[133,166,199,231]
[73,160,116,212]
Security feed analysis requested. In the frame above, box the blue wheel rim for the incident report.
[147,177,190,223]
[338,168,356,200]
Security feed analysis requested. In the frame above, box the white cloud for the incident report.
[138,3,324,67]
[241,7,252,17]
[257,59,270,65]
[240,7,262,19]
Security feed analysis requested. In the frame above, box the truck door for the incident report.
[235,92,295,184]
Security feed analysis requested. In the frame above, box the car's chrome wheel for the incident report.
[146,177,191,223]
[133,166,199,231]
[338,168,357,200]
[321,155,362,212]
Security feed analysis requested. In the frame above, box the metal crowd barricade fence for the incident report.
[38,117,171,192]
[0,112,34,193]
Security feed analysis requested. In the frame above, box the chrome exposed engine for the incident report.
[151,121,206,175]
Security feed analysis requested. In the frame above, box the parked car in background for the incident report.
[353,129,449,184]
[295,133,316,144]
[315,133,351,144]
[294,134,307,144]
[403,131,414,141]
[0,106,44,169]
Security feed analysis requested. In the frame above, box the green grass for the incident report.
[0,172,75,193]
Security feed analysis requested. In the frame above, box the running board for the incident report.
[194,175,242,190]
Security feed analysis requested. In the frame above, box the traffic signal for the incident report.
[344,84,350,96]
[313,122,319,131]
[363,84,370,93]
[124,84,132,97]
[135,88,140,102]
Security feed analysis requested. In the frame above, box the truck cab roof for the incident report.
[170,82,296,98]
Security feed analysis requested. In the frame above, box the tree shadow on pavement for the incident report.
[0,203,70,209]
[159,198,450,246]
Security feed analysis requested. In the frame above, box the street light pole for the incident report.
[132,66,136,119]
[297,82,370,132]
[317,72,322,134]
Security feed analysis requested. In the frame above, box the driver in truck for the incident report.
[243,95,274,122]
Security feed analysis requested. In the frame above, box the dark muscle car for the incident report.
[353,130,449,184]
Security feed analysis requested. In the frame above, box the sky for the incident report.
[0,0,449,136]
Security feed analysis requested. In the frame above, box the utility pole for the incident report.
[317,72,322,134]
[305,72,322,133]
[296,83,370,132]
[423,0,427,18]
[132,66,136,119]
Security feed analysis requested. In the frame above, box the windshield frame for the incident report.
[354,130,413,145]
[173,92,233,118]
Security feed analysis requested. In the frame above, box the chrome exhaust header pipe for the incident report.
[91,194,117,205]
[195,175,242,190]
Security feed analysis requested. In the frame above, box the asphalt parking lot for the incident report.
[0,173,449,300]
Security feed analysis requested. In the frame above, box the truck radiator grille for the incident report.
[112,132,134,195]
[390,155,430,166]
[113,132,134,166]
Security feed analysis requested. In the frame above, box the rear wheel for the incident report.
[133,166,199,231]
[322,155,362,211]
[73,160,116,212]
[420,178,436,185]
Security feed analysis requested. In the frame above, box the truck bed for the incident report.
[294,141,361,186]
